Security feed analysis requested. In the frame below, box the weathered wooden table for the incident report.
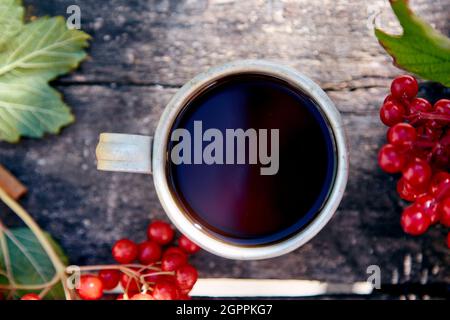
[1,0,449,298]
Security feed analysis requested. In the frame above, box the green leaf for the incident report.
[0,0,24,48]
[374,0,450,87]
[0,76,74,142]
[0,227,69,299]
[0,1,90,143]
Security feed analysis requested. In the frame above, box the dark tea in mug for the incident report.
[166,73,337,245]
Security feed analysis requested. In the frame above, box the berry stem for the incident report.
[140,271,175,283]
[406,112,450,123]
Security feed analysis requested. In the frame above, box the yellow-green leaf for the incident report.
[0,16,90,81]
[0,0,24,48]
[375,0,450,87]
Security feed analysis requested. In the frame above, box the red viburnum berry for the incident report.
[98,269,121,290]
[378,144,407,173]
[401,205,431,236]
[112,239,138,264]
[402,158,432,188]
[176,264,198,291]
[152,281,179,300]
[387,123,417,146]
[434,99,450,116]
[380,101,406,127]
[413,195,440,224]
[77,275,104,300]
[161,253,188,271]
[390,75,418,101]
[409,98,432,115]
[138,241,162,265]
[147,220,174,245]
[20,293,41,300]
[397,177,427,202]
[179,235,201,254]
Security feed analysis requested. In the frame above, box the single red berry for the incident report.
[378,144,407,173]
[152,281,179,300]
[401,205,431,236]
[178,235,201,254]
[138,241,162,265]
[397,177,427,202]
[163,246,187,258]
[161,253,188,271]
[20,293,41,300]
[112,239,138,264]
[120,270,141,294]
[391,75,418,101]
[147,220,174,245]
[380,101,406,127]
[77,275,104,300]
[434,99,450,116]
[429,172,450,198]
[413,195,440,224]
[176,264,198,291]
[387,123,416,146]
[402,158,432,188]
[98,269,121,290]
[130,293,154,300]
[439,197,450,227]
[409,98,432,115]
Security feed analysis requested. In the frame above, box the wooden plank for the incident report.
[1,85,448,284]
[23,0,450,90]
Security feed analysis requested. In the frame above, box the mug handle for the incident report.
[95,133,153,174]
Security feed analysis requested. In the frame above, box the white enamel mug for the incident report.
[95,60,349,260]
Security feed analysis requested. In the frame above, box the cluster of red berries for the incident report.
[85,220,200,300]
[378,75,450,247]
[19,220,200,301]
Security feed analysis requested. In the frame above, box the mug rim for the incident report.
[152,59,348,260]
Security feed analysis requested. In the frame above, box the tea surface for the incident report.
[167,74,336,245]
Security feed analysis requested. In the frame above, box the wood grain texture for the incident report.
[0,0,449,291]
